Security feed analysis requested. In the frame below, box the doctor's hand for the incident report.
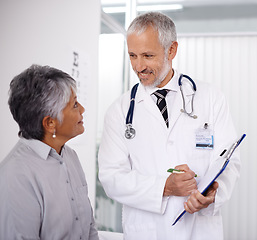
[163,164,197,197]
[184,181,219,214]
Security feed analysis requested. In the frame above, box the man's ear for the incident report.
[168,41,178,61]
[42,116,56,135]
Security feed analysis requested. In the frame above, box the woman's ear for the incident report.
[42,116,56,135]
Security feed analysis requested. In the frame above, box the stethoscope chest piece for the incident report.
[125,124,136,139]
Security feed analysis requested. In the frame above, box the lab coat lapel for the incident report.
[136,84,168,129]
[168,90,184,131]
[168,78,195,132]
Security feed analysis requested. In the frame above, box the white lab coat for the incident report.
[98,71,240,240]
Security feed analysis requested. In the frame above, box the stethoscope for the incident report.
[178,74,198,119]
[125,74,197,139]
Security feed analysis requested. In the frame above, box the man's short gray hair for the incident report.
[127,12,177,54]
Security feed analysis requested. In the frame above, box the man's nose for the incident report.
[134,58,146,73]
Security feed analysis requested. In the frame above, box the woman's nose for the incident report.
[79,103,85,114]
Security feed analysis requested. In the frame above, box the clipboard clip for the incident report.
[221,134,246,169]
[224,134,246,160]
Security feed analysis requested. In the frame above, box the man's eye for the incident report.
[74,102,78,108]
[145,54,153,58]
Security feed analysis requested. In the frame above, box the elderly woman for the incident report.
[0,65,99,240]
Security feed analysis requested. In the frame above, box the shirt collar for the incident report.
[20,138,64,161]
[145,69,180,96]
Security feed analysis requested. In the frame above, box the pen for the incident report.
[167,168,198,177]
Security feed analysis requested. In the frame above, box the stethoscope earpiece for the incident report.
[180,109,197,119]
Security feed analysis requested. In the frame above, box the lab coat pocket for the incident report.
[180,123,213,178]
[191,214,223,240]
[190,148,212,177]
[123,207,157,240]
[123,227,157,240]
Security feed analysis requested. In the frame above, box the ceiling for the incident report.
[101,0,257,33]
[101,0,257,7]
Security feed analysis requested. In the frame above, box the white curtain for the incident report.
[174,33,257,240]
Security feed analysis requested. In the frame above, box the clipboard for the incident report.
[172,134,246,226]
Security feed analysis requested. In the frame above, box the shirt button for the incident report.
[75,217,79,221]
[66,180,69,183]
[71,197,74,201]
[60,161,63,165]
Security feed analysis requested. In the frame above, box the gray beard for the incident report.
[144,61,171,89]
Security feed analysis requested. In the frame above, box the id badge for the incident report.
[195,123,214,149]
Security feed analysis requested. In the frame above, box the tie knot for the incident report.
[153,89,169,99]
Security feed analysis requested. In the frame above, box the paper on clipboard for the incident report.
[172,134,246,226]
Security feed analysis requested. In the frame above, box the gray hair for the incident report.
[127,12,177,54]
[8,64,76,140]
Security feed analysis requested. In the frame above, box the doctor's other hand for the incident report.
[163,164,197,197]
[184,181,219,214]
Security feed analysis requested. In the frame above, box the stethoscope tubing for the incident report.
[178,74,197,91]
[126,83,139,125]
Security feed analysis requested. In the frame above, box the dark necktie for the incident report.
[153,89,169,128]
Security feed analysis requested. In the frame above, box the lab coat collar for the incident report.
[134,70,195,131]
[142,69,179,98]
[135,70,195,103]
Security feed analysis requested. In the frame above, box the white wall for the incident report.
[97,34,124,140]
[95,33,124,232]
[0,0,101,210]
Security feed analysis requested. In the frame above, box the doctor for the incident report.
[98,12,240,240]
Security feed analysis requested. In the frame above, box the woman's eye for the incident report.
[74,102,78,108]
